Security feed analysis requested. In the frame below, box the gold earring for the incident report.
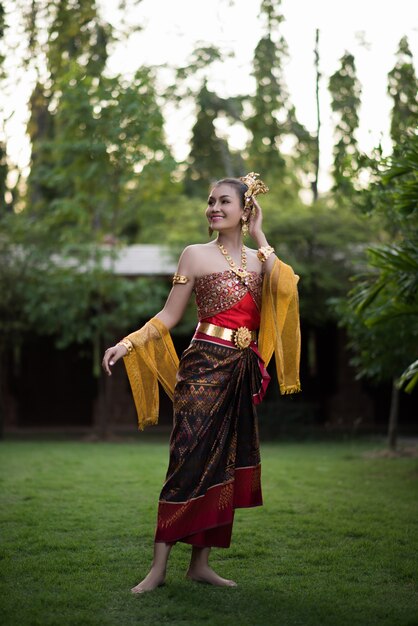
[241,219,249,237]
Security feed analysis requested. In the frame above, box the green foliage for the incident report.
[171,45,243,196]
[335,133,418,389]
[175,45,225,85]
[26,81,55,209]
[287,104,318,186]
[398,360,418,394]
[139,192,207,249]
[334,296,417,383]
[184,83,244,196]
[245,1,288,176]
[0,0,175,372]
[244,0,315,193]
[0,212,168,373]
[27,63,171,243]
[0,1,4,38]
[0,1,5,70]
[47,0,111,81]
[0,139,7,210]
[22,0,173,244]
[261,193,376,324]
[328,52,361,195]
[387,37,418,151]
[0,0,8,208]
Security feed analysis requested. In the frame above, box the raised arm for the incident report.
[102,246,196,375]
[249,197,277,274]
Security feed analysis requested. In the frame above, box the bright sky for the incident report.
[2,0,418,193]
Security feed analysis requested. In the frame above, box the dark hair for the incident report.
[212,177,248,209]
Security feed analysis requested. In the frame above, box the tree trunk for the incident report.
[92,336,111,439]
[0,347,4,439]
[313,28,321,203]
[388,378,400,451]
[94,373,110,439]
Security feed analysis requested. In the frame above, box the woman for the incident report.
[102,173,301,593]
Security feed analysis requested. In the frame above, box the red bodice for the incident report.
[194,270,263,327]
[203,292,260,330]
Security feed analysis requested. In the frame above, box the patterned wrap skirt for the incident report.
[155,338,265,548]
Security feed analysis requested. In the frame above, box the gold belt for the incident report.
[196,322,257,350]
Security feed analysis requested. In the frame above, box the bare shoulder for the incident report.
[184,242,219,259]
[180,243,211,258]
[177,243,216,277]
[244,245,263,273]
[244,246,258,259]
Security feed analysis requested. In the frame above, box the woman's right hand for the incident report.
[102,343,128,376]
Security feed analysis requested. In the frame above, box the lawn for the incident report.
[0,439,417,626]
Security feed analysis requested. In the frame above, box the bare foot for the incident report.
[131,569,165,594]
[186,565,237,587]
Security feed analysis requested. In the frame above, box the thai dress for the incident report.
[122,258,301,549]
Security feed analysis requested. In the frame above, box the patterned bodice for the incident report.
[194,270,263,320]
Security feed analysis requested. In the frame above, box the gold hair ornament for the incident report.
[239,172,269,210]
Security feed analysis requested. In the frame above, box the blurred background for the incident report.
[0,0,417,447]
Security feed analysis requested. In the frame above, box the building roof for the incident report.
[103,244,177,276]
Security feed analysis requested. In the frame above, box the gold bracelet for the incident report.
[117,339,134,355]
[173,273,189,285]
[257,245,275,263]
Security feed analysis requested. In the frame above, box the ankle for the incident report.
[149,562,166,576]
[188,561,209,572]
[190,547,210,565]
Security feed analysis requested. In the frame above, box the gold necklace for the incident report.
[217,242,249,284]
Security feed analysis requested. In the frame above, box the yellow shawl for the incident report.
[258,258,301,395]
[123,258,301,429]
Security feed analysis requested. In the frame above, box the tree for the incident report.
[264,197,376,325]
[244,0,315,196]
[308,28,321,201]
[47,0,110,83]
[388,37,418,151]
[335,133,418,449]
[0,0,176,437]
[328,52,362,196]
[29,64,170,242]
[0,0,10,211]
[184,82,244,196]
[0,141,7,209]
[22,0,172,243]
[26,81,54,211]
[245,0,288,178]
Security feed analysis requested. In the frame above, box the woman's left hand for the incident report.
[248,197,264,242]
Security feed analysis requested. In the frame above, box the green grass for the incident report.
[0,439,417,626]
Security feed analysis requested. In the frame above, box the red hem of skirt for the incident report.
[156,520,234,549]
[155,465,262,548]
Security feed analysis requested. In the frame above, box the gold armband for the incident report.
[172,273,189,285]
[257,245,275,263]
[117,338,134,355]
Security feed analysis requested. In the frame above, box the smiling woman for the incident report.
[206,179,249,238]
[102,172,301,593]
